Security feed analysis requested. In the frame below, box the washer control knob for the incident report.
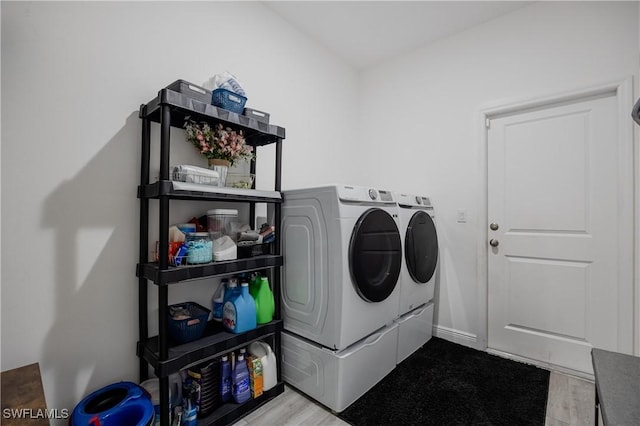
[368,189,378,200]
[415,196,422,204]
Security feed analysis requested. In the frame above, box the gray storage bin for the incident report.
[165,80,211,104]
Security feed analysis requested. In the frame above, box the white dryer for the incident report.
[394,193,438,363]
[281,184,402,350]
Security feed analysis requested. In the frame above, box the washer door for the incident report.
[405,210,438,284]
[349,208,402,302]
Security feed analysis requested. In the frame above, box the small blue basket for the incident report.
[168,302,210,344]
[211,88,247,114]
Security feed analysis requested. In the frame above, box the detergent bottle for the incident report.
[248,341,277,391]
[249,273,260,294]
[222,282,257,333]
[211,278,228,322]
[250,277,275,324]
[222,278,239,306]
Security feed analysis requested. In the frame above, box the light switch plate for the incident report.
[457,209,467,223]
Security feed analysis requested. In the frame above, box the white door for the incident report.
[487,92,633,375]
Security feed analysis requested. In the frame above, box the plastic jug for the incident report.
[222,279,239,306]
[250,277,275,324]
[232,353,251,404]
[212,279,228,322]
[248,341,277,391]
[249,273,260,294]
[222,282,257,333]
[140,374,181,426]
[168,373,182,415]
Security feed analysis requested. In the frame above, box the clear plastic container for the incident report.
[207,209,238,238]
[225,173,255,189]
[185,232,213,264]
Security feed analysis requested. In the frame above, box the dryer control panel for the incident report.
[338,185,396,204]
[378,190,394,202]
[396,193,433,210]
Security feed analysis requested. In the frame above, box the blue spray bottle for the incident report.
[220,355,231,403]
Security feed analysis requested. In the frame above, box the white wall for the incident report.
[3,0,639,417]
[359,1,639,347]
[1,1,359,416]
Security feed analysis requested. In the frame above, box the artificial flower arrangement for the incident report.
[184,118,254,166]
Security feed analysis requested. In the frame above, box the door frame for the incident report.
[475,77,638,369]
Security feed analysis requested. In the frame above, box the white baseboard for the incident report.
[486,348,595,381]
[434,325,595,381]
[433,325,479,349]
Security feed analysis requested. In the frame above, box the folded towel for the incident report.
[238,231,260,242]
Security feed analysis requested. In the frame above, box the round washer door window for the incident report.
[349,208,402,302]
[405,210,438,284]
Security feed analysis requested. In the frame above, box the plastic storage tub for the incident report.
[243,108,270,124]
[165,80,211,104]
[207,209,238,238]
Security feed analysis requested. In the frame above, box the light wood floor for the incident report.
[232,372,596,426]
[545,373,597,426]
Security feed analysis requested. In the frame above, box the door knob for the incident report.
[489,239,499,247]
[490,223,499,231]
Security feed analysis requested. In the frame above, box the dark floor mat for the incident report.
[338,337,550,426]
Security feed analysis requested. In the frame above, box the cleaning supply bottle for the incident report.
[237,272,251,284]
[220,355,231,403]
[223,278,239,306]
[212,278,228,322]
[232,352,251,404]
[250,277,275,324]
[248,341,277,391]
[249,273,260,295]
[222,282,257,333]
[181,398,197,426]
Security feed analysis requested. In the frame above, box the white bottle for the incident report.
[248,341,277,391]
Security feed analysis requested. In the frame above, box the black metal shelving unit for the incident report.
[137,88,285,425]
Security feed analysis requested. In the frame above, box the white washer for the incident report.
[394,193,438,363]
[280,184,402,412]
[281,184,402,350]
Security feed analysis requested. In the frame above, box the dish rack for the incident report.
[172,166,220,186]
[225,173,255,189]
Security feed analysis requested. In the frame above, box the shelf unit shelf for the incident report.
[137,255,284,286]
[137,86,285,426]
[140,89,285,146]
[197,382,285,426]
[138,320,283,378]
[138,181,282,203]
